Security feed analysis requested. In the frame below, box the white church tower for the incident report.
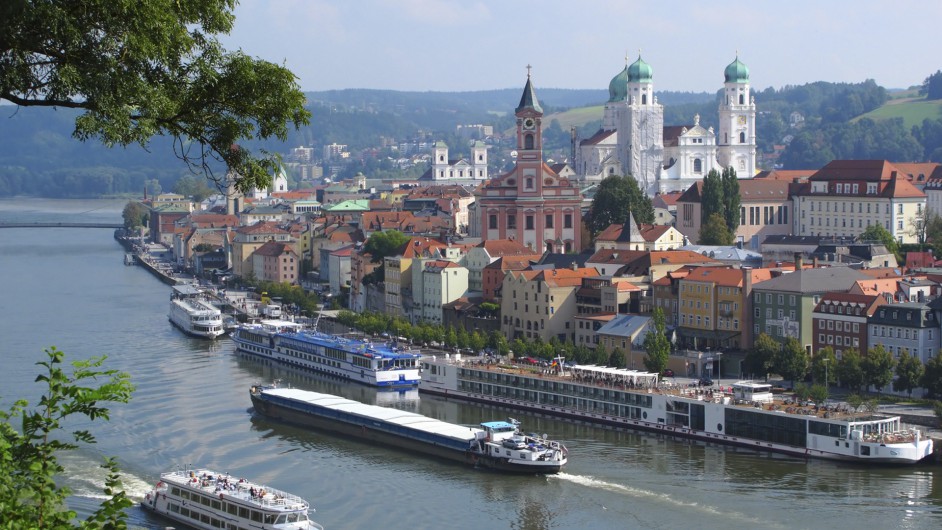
[618,54,664,194]
[717,55,757,177]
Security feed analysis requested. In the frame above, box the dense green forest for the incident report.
[1,81,941,198]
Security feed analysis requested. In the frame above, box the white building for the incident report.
[418,259,469,325]
[576,55,757,193]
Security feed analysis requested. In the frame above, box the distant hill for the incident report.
[854,96,942,129]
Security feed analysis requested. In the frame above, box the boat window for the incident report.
[251,510,263,522]
[227,502,238,515]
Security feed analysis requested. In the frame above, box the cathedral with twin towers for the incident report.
[574,54,757,194]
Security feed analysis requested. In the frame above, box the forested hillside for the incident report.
[1,80,941,198]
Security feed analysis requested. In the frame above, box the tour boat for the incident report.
[141,466,323,529]
[232,322,421,387]
[418,355,933,464]
[169,284,225,339]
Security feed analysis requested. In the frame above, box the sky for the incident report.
[222,0,942,94]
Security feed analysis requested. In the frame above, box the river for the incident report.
[1,198,941,529]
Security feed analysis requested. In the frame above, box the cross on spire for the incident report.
[526,64,532,78]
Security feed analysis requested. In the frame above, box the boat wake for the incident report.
[551,472,774,526]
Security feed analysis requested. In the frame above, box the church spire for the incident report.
[515,64,543,114]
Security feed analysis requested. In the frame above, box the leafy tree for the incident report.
[173,174,215,202]
[1,1,310,193]
[698,212,734,245]
[921,70,942,100]
[809,383,829,405]
[0,348,135,528]
[774,337,808,386]
[700,169,724,225]
[859,223,899,256]
[846,394,864,413]
[468,331,486,353]
[894,349,924,398]
[121,201,149,230]
[812,346,837,387]
[488,330,509,356]
[721,167,741,234]
[863,344,896,393]
[744,333,778,381]
[837,347,866,392]
[363,230,411,264]
[921,353,942,398]
[608,347,627,369]
[641,308,670,374]
[587,174,654,235]
[444,327,458,349]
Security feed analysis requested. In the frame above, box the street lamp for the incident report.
[716,352,723,388]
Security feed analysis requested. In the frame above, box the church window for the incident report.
[693,159,702,173]
[526,215,534,230]
[642,94,647,105]
[489,215,497,230]
[525,177,534,190]
[545,214,554,228]
[739,160,745,170]
[525,134,534,150]
[739,94,745,104]
[564,213,573,229]
[439,155,444,161]
[739,132,746,143]
[507,215,516,230]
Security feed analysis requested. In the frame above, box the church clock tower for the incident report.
[718,55,757,177]
[515,65,544,196]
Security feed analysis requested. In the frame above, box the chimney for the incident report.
[813,257,819,269]
[794,252,804,270]
[571,261,578,271]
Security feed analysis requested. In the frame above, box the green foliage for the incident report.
[121,201,149,230]
[859,223,900,256]
[700,170,724,224]
[863,344,896,393]
[894,349,924,398]
[608,348,626,369]
[921,70,942,100]
[698,213,734,246]
[0,348,134,528]
[781,118,923,170]
[921,353,942,398]
[1,0,310,193]
[812,346,837,386]
[913,117,942,162]
[846,394,864,413]
[173,174,216,202]
[808,383,829,404]
[744,333,778,380]
[721,168,741,233]
[774,337,808,385]
[363,230,411,264]
[641,308,669,374]
[488,331,509,355]
[793,383,810,401]
[837,347,866,392]
[587,174,654,236]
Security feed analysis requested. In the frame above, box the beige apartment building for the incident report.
[500,266,600,342]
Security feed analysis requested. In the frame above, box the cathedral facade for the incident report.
[575,55,756,194]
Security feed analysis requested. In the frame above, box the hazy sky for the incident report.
[223,0,941,94]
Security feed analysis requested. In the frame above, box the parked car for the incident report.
[662,369,674,377]
[698,377,714,386]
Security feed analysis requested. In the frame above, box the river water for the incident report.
[1,198,942,529]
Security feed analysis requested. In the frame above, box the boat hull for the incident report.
[251,391,563,474]
[419,365,933,465]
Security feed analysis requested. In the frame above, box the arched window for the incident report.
[641,94,647,105]
[524,134,534,150]
[739,132,746,143]
[739,94,744,104]
[693,159,702,173]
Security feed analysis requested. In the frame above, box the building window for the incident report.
[545,214,554,228]
[564,214,572,229]
[693,159,702,173]
[507,215,516,229]
[489,214,497,229]
[526,215,534,230]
